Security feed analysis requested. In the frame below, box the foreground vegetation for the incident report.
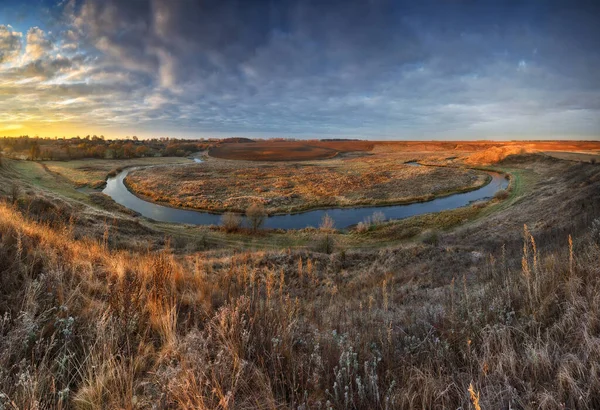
[2,155,600,408]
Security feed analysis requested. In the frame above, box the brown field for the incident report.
[208,140,375,161]
[126,155,489,214]
[542,150,600,163]
[209,139,600,163]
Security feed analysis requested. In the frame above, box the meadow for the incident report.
[124,154,489,214]
[0,140,600,409]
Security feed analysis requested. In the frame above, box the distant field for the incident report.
[208,140,375,161]
[208,139,600,163]
[542,151,600,163]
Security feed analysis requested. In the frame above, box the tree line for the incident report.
[0,136,217,161]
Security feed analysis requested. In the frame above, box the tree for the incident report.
[135,146,149,157]
[29,141,41,161]
[123,142,135,158]
[246,202,266,232]
[221,212,242,232]
[319,213,335,232]
[317,213,336,254]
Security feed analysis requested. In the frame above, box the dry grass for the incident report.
[125,155,488,214]
[210,140,600,163]
[42,157,191,188]
[2,149,600,409]
[2,183,600,408]
[208,140,375,161]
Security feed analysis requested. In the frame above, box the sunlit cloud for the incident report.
[0,25,22,64]
[0,0,599,139]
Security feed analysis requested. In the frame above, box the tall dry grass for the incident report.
[1,199,600,408]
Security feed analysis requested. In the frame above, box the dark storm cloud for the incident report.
[1,0,599,137]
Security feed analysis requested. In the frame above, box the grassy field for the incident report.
[42,157,192,188]
[542,151,600,163]
[2,142,600,408]
[208,140,375,161]
[209,140,600,163]
[125,154,490,214]
[1,156,600,407]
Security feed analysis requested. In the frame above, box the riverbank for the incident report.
[123,155,491,214]
[104,163,506,230]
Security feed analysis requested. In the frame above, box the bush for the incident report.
[494,189,509,200]
[315,232,335,254]
[422,230,439,246]
[356,221,369,233]
[221,212,242,233]
[319,213,335,232]
[355,211,385,233]
[246,202,266,232]
[371,211,385,225]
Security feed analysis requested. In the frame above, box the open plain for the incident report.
[1,138,600,409]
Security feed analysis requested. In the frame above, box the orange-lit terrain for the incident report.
[209,140,600,162]
[1,0,600,407]
[1,136,600,407]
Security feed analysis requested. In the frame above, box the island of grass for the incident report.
[124,155,491,214]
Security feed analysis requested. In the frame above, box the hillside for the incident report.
[1,154,600,408]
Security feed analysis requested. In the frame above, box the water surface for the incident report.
[102,164,508,229]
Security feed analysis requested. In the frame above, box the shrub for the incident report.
[422,230,439,246]
[319,213,335,232]
[315,232,335,254]
[356,221,369,233]
[371,211,385,225]
[221,212,242,233]
[355,211,385,233]
[494,189,509,200]
[246,202,266,232]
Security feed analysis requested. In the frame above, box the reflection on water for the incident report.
[103,166,508,230]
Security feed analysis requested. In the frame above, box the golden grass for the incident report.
[42,157,191,188]
[2,193,600,408]
[125,155,489,213]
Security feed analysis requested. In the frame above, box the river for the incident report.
[102,162,508,229]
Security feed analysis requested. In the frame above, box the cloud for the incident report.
[0,25,22,64]
[24,27,54,61]
[1,0,599,138]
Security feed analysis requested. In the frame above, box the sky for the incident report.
[0,0,599,140]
